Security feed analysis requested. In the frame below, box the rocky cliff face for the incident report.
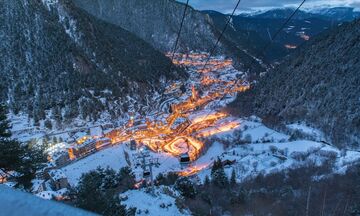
[0,0,183,125]
[73,0,218,52]
[230,19,360,148]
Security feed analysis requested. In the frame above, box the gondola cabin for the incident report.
[180,153,191,164]
[143,169,151,178]
[130,139,137,150]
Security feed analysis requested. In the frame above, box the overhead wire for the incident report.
[262,0,307,54]
[183,0,244,130]
[200,0,242,73]
[171,0,190,61]
[5,0,308,159]
[195,0,308,134]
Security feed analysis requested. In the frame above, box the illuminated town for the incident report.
[60,52,249,177]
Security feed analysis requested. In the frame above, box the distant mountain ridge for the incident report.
[204,7,360,61]
[239,7,360,21]
[313,7,360,21]
[230,18,360,148]
[250,8,319,20]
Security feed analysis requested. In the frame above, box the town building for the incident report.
[46,169,69,190]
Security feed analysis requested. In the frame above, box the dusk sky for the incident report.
[177,0,360,13]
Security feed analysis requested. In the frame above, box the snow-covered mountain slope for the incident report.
[204,7,357,61]
[73,0,266,74]
[309,7,360,21]
[0,0,184,127]
[248,7,360,21]
[73,0,215,53]
[231,18,360,149]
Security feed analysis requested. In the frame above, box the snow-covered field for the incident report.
[60,116,360,187]
[58,116,360,215]
[120,186,190,216]
[287,122,325,141]
[61,145,129,185]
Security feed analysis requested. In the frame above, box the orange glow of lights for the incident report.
[68,148,76,160]
[196,121,240,137]
[300,34,310,41]
[285,44,297,49]
[94,53,250,162]
[134,180,144,189]
[178,163,210,177]
[191,112,227,124]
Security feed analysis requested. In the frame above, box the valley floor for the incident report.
[5,52,360,215]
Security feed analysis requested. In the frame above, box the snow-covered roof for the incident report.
[73,132,88,140]
[96,137,111,142]
[48,169,67,181]
[31,179,45,192]
[90,127,103,137]
[51,151,68,162]
[74,138,96,149]
[46,142,70,156]
[36,188,69,200]
[0,169,9,180]
[36,191,56,200]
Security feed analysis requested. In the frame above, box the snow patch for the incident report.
[120,187,190,216]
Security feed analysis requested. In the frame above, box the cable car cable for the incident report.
[200,0,242,73]
[171,0,190,61]
[262,0,306,54]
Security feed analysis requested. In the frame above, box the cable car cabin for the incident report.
[179,153,191,164]
[130,139,137,150]
[143,170,151,178]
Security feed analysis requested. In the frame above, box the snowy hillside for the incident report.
[59,116,360,185]
[120,187,191,216]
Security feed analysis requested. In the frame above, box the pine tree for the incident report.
[0,104,46,190]
[43,137,50,149]
[204,175,210,186]
[0,104,24,174]
[155,173,165,186]
[75,168,131,216]
[175,177,196,199]
[116,166,136,190]
[211,158,222,175]
[180,84,186,93]
[211,158,228,188]
[0,105,11,138]
[230,169,237,185]
[17,145,47,189]
[52,136,58,144]
[52,106,62,128]
[44,119,52,130]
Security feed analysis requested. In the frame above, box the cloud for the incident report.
[177,0,360,13]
